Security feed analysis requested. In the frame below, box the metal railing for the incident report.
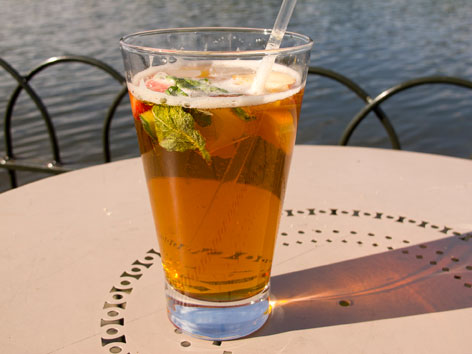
[1,56,472,190]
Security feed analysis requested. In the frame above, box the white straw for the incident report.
[250,0,298,94]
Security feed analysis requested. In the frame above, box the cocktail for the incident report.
[120,27,312,340]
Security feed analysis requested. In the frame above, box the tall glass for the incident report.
[120,27,312,340]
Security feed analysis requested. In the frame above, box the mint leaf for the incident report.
[152,105,211,163]
[202,84,228,95]
[167,76,228,95]
[232,107,256,121]
[165,85,188,96]
[139,110,157,140]
[185,108,212,127]
[171,77,202,90]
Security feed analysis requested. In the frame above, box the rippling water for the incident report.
[1,0,472,190]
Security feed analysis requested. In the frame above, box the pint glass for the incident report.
[120,27,312,340]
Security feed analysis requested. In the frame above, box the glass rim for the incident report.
[120,27,313,57]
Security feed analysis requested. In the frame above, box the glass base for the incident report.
[165,281,271,341]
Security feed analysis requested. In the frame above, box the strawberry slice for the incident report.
[129,93,152,120]
[146,79,170,92]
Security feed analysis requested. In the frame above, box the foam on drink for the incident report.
[128,60,302,108]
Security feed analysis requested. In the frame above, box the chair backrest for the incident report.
[2,60,471,191]
[338,76,472,147]
[307,66,472,153]
[307,66,401,149]
[0,56,128,189]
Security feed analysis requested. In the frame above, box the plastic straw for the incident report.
[250,0,298,94]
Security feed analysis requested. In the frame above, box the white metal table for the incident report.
[1,145,471,353]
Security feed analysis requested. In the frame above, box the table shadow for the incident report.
[253,232,472,337]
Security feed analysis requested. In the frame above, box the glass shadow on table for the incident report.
[253,231,472,337]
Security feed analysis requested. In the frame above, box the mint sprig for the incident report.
[165,85,188,96]
[149,105,211,163]
[167,76,228,95]
[140,111,157,140]
[185,108,212,127]
[232,107,256,121]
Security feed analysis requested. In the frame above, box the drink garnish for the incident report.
[139,110,157,140]
[165,85,188,96]
[140,105,211,163]
[135,66,298,162]
[146,79,171,92]
[184,108,213,127]
[166,76,228,96]
[232,107,256,121]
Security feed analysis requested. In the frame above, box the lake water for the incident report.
[1,0,472,190]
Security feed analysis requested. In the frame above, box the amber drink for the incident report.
[121,28,312,340]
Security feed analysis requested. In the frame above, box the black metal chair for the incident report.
[338,76,472,147]
[307,67,472,150]
[307,66,401,149]
[2,58,471,191]
[0,56,128,189]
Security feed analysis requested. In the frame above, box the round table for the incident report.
[2,145,472,354]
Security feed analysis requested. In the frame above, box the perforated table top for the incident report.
[1,145,471,353]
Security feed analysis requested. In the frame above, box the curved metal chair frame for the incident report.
[307,68,472,149]
[338,76,472,146]
[0,56,127,188]
[308,66,401,149]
